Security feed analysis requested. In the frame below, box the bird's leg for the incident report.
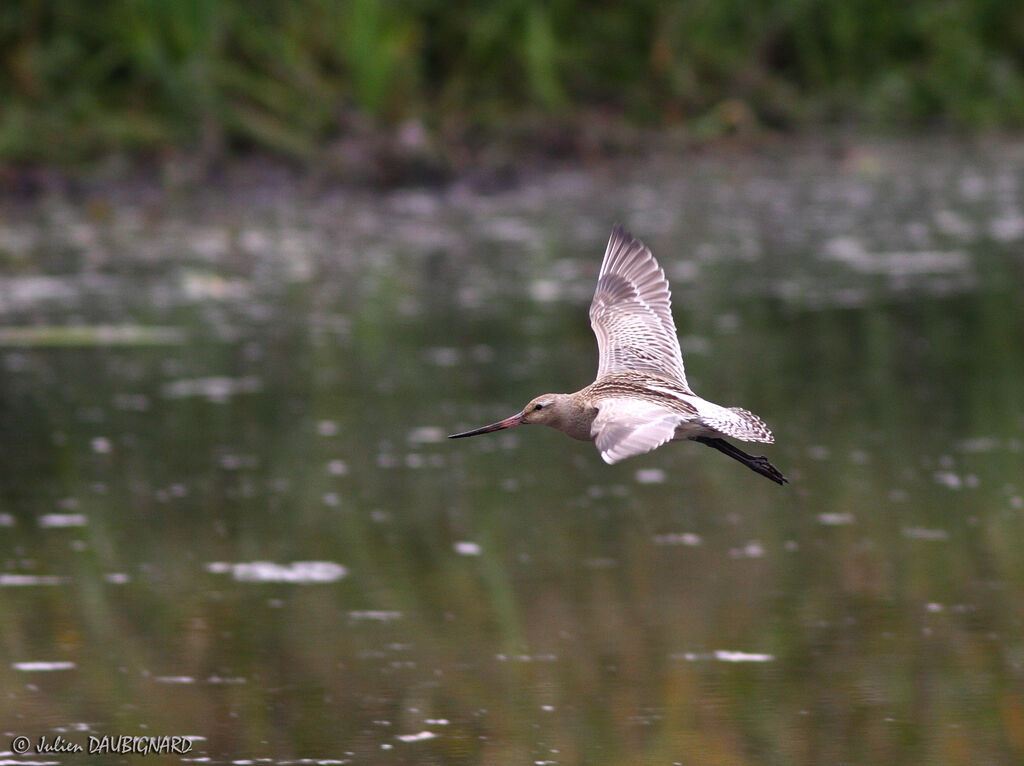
[691,436,788,485]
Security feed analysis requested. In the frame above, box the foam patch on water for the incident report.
[729,541,765,558]
[396,731,438,743]
[162,376,262,402]
[407,426,446,444]
[12,661,76,671]
[823,238,970,275]
[902,528,949,541]
[495,653,557,662]
[817,513,855,526]
[635,468,666,484]
[713,650,774,662]
[0,574,68,586]
[347,611,403,621]
[673,650,774,663]
[651,532,702,546]
[38,513,88,528]
[206,561,348,583]
[326,459,348,475]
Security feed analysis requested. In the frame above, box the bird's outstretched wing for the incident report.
[589,225,689,388]
[591,398,681,464]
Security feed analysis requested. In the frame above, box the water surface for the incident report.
[1,141,1023,764]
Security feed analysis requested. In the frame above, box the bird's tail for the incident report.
[698,407,775,443]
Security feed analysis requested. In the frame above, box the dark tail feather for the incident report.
[691,436,788,485]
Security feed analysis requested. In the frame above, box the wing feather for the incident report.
[589,226,689,388]
[592,398,681,464]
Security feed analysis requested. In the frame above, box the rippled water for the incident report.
[1,141,1023,764]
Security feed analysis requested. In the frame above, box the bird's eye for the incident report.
[534,403,544,411]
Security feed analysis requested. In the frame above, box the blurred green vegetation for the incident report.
[2,0,1024,163]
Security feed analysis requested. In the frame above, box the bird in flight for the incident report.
[449,225,787,484]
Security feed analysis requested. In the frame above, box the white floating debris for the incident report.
[91,436,112,454]
[635,468,666,484]
[326,459,349,476]
[347,611,403,621]
[104,573,131,584]
[822,236,864,261]
[849,449,869,464]
[454,541,482,556]
[0,512,14,526]
[484,217,538,243]
[925,602,944,613]
[652,532,702,547]
[206,561,348,583]
[218,453,258,470]
[161,376,262,403]
[934,210,973,238]
[155,675,196,684]
[989,213,1024,241]
[730,541,765,559]
[933,471,962,490]
[956,437,999,453]
[817,513,855,526]
[529,279,561,302]
[424,719,449,726]
[317,420,340,437]
[12,661,76,671]
[714,650,774,663]
[902,527,949,541]
[673,651,774,663]
[38,513,88,528]
[181,270,250,300]
[396,731,438,743]
[424,347,460,367]
[407,426,446,444]
[679,334,710,355]
[0,574,68,586]
[823,238,970,275]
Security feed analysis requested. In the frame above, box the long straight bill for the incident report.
[448,412,524,438]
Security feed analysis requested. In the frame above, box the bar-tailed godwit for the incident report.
[449,225,787,484]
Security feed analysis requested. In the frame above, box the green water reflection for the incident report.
[1,145,1023,764]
